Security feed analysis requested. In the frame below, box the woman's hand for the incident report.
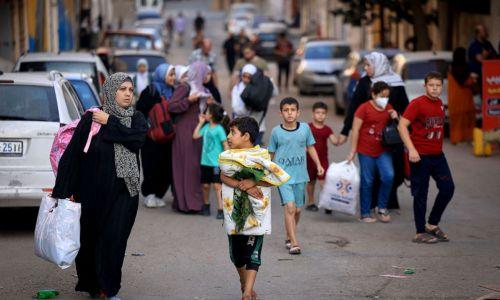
[389,109,398,119]
[347,151,356,162]
[92,111,109,125]
[246,186,263,199]
[238,179,257,191]
[206,97,215,105]
[188,93,200,102]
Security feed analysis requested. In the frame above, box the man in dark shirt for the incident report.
[468,24,498,77]
[194,12,205,33]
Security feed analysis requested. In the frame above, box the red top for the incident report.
[307,123,333,163]
[402,95,445,155]
[354,101,393,157]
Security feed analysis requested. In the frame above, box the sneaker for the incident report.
[216,209,224,219]
[325,209,332,214]
[202,204,211,216]
[377,209,391,223]
[359,216,377,223]
[155,197,166,207]
[305,204,319,212]
[143,194,157,208]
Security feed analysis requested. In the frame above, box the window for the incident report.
[69,80,99,110]
[61,83,81,121]
[112,55,166,73]
[305,45,351,59]
[0,85,59,122]
[402,60,450,81]
[64,82,85,115]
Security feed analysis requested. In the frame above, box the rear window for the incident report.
[403,60,450,80]
[112,55,166,72]
[258,33,277,42]
[19,61,97,79]
[0,85,59,122]
[103,35,153,50]
[305,45,351,59]
[69,80,99,110]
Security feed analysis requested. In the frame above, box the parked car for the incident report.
[291,35,318,85]
[392,51,452,109]
[111,49,167,77]
[227,13,254,35]
[0,71,84,207]
[14,52,109,94]
[293,40,351,95]
[63,72,101,109]
[255,22,287,61]
[135,0,163,19]
[136,28,167,53]
[334,48,403,115]
[135,18,167,38]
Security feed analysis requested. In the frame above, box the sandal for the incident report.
[285,239,291,250]
[425,226,449,242]
[289,245,301,255]
[412,233,438,244]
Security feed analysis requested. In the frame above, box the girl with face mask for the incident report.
[52,73,147,299]
[347,81,398,223]
[136,64,176,208]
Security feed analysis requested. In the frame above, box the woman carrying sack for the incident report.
[52,73,147,299]
[347,81,399,223]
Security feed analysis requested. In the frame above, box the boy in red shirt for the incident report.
[305,102,339,213]
[398,71,455,244]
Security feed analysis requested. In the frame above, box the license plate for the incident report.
[0,141,23,156]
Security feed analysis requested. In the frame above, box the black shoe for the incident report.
[325,209,332,214]
[216,209,224,219]
[306,204,319,212]
[202,204,211,216]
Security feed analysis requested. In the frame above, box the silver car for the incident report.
[0,71,84,207]
[294,40,351,95]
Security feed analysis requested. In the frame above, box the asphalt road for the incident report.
[1,1,499,299]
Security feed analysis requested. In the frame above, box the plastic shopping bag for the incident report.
[34,195,81,269]
[319,161,360,216]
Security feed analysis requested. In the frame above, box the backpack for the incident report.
[240,70,273,112]
[146,85,175,143]
[50,108,101,176]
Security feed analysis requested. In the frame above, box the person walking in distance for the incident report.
[398,71,455,244]
[274,32,294,90]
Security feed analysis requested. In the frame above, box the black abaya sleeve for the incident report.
[102,112,147,153]
[388,86,409,115]
[135,85,160,117]
[341,76,371,136]
[52,113,93,199]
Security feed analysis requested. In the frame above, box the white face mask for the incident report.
[375,97,389,109]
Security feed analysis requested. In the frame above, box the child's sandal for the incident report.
[289,245,301,255]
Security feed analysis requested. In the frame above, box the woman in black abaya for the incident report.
[52,72,147,299]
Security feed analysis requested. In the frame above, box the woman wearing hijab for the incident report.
[133,58,152,98]
[339,52,409,211]
[52,73,147,299]
[136,63,176,208]
[174,64,189,86]
[448,47,476,144]
[231,63,266,144]
[169,61,213,213]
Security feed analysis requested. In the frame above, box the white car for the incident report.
[392,51,452,107]
[14,52,109,94]
[0,71,84,207]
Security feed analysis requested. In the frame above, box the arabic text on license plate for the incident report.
[0,141,23,154]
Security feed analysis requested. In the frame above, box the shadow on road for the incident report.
[0,207,38,231]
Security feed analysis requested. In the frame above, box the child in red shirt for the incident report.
[347,82,398,223]
[305,102,339,213]
[398,71,455,244]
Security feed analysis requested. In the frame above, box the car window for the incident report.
[69,80,100,110]
[402,60,450,80]
[0,85,59,122]
[258,33,276,42]
[19,61,97,80]
[112,55,166,72]
[64,82,85,115]
[104,35,153,50]
[61,83,82,120]
[305,45,351,59]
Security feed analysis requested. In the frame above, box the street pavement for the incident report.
[1,1,499,299]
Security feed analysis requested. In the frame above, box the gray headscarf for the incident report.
[102,72,140,197]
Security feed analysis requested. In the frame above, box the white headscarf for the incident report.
[136,58,149,70]
[364,52,404,87]
[242,64,257,76]
[174,64,188,83]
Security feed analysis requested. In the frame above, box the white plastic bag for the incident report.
[34,195,81,269]
[319,161,360,216]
